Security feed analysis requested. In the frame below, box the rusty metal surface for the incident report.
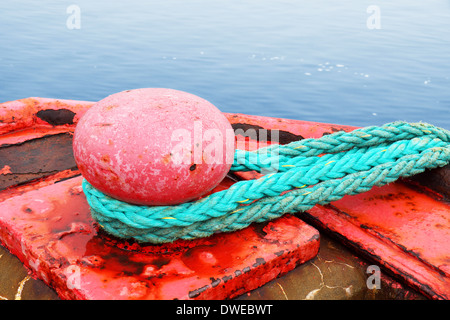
[0,133,77,190]
[0,97,93,137]
[0,244,59,300]
[302,183,450,300]
[0,97,446,300]
[226,113,450,300]
[408,164,450,201]
[0,98,321,299]
[0,175,319,300]
[240,233,426,300]
[0,231,425,301]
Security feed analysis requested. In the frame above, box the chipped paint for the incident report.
[0,97,445,300]
[0,175,319,300]
[227,112,449,300]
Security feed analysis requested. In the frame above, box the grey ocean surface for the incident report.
[1,0,449,128]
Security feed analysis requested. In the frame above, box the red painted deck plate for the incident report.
[303,183,450,300]
[229,112,450,300]
[1,97,449,300]
[0,175,319,300]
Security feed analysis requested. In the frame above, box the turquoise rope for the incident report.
[82,121,450,243]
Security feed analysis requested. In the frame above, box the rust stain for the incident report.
[0,98,37,134]
[95,123,113,127]
[0,171,319,299]
[36,109,76,126]
[161,153,171,165]
[104,105,118,111]
[106,170,119,182]
[232,122,304,145]
[42,100,71,110]
[22,206,33,214]
[101,155,111,163]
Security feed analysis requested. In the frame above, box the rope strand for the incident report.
[83,121,450,243]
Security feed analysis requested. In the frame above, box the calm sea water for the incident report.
[1,0,449,128]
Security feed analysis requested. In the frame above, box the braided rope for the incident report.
[82,121,450,243]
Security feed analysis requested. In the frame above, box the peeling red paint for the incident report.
[0,176,319,300]
[0,97,94,143]
[1,97,449,300]
[226,113,450,300]
[313,181,450,299]
[0,98,320,299]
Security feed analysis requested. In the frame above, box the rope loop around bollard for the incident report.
[82,121,450,243]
